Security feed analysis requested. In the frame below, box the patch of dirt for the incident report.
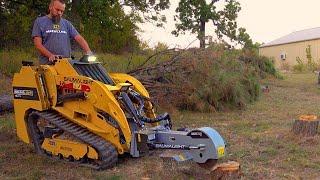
[0,95,13,113]
[0,131,14,142]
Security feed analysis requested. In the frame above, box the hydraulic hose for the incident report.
[127,91,172,129]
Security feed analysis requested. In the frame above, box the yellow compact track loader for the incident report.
[12,55,226,169]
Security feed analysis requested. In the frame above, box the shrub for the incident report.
[293,57,305,72]
[179,49,261,111]
[238,49,277,78]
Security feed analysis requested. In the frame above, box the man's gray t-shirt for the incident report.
[32,16,79,64]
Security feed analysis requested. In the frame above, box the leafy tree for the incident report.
[0,0,170,52]
[68,1,140,53]
[237,27,253,48]
[0,0,39,49]
[120,0,170,27]
[173,0,244,48]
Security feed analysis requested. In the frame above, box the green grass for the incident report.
[2,67,320,178]
[0,50,160,76]
[0,50,37,77]
[0,114,15,130]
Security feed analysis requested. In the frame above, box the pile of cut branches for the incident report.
[128,48,198,110]
[129,46,274,112]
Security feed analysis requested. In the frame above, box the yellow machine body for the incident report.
[12,57,226,170]
[13,58,156,156]
[41,138,98,160]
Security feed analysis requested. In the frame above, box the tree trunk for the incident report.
[210,161,241,180]
[292,115,319,137]
[199,19,206,48]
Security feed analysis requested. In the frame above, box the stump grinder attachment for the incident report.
[12,55,225,170]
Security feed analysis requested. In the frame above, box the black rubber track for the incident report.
[28,110,118,170]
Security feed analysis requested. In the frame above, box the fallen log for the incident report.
[0,95,14,114]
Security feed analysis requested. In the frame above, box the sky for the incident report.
[138,0,320,48]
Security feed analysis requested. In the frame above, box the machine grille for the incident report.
[73,63,115,85]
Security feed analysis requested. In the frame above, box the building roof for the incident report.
[261,27,320,48]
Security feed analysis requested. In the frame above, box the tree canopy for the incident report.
[173,0,253,48]
[0,0,170,53]
[0,0,254,52]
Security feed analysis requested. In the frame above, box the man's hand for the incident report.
[85,51,93,56]
[48,54,62,62]
[48,54,57,62]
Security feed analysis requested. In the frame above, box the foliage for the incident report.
[120,0,170,27]
[0,1,38,50]
[172,0,252,48]
[238,49,277,78]
[153,42,169,52]
[169,46,278,112]
[178,49,261,111]
[0,42,278,112]
[98,52,147,73]
[0,0,170,53]
[74,1,140,53]
[237,27,256,49]
[130,45,278,112]
[293,57,305,72]
[293,46,320,72]
[305,45,318,71]
[0,50,37,76]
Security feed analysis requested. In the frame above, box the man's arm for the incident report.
[33,36,56,61]
[74,34,91,54]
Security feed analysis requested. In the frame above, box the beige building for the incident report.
[259,27,320,69]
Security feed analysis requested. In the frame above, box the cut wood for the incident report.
[210,161,241,180]
[292,115,319,137]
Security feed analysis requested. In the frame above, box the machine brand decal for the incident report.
[60,146,72,151]
[13,87,39,100]
[61,78,92,92]
[64,77,93,85]
[155,143,189,150]
[187,130,209,139]
[49,140,56,146]
[191,132,202,136]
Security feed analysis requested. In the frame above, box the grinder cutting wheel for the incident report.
[12,55,226,169]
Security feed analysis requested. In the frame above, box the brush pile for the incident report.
[129,45,276,112]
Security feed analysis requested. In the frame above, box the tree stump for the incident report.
[210,161,241,180]
[292,115,319,137]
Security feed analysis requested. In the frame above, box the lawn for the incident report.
[1,72,320,179]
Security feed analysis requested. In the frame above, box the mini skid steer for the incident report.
[12,55,226,169]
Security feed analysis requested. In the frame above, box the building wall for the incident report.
[259,39,320,69]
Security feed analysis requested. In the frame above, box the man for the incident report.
[32,0,92,64]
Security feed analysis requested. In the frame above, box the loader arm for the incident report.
[110,73,156,119]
